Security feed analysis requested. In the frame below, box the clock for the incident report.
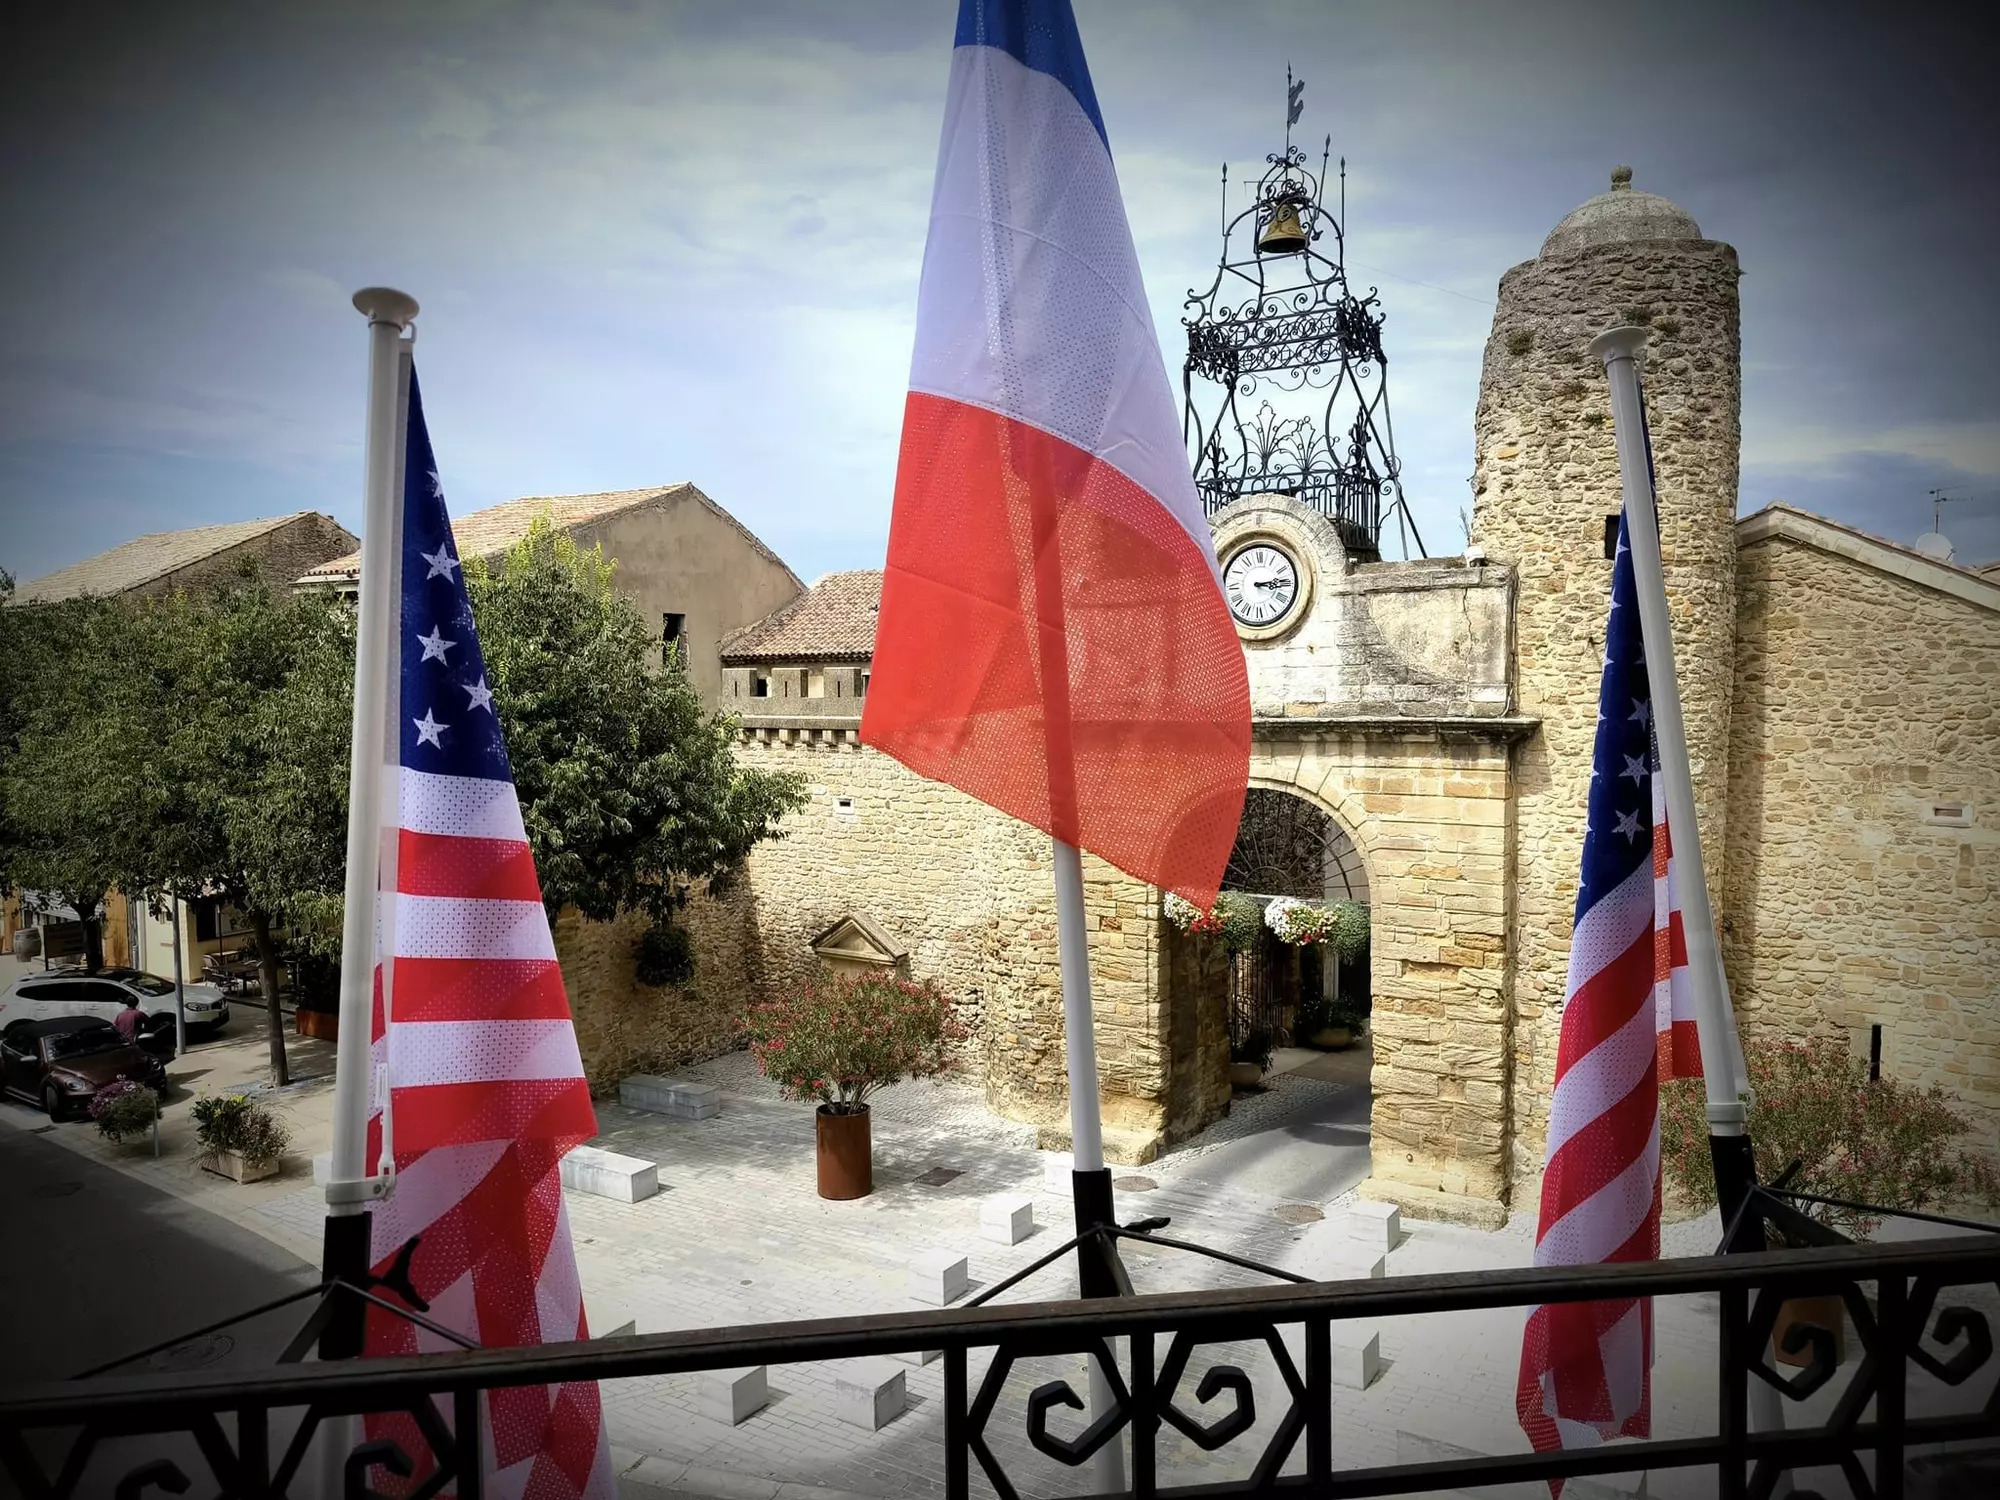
[1222,541,1302,630]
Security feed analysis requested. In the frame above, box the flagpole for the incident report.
[319,286,419,1360]
[1589,328,1756,1203]
[1053,837,1128,1493]
[1593,328,1791,1495]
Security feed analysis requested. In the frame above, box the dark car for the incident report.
[0,1016,168,1121]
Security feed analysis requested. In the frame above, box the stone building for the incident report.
[637,164,1999,1229]
[10,511,356,605]
[300,483,802,702]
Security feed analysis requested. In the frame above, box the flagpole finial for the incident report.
[1589,325,1649,366]
[353,286,419,328]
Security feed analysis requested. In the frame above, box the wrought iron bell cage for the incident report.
[1183,94,1423,560]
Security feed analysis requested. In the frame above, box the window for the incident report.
[662,613,686,669]
[861,671,871,696]
[752,675,769,699]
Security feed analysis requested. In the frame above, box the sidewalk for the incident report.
[7,1030,1990,1499]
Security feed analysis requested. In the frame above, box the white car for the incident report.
[0,968,230,1045]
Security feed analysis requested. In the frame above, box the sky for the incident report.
[3,0,1996,590]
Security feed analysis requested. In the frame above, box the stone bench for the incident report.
[619,1076,720,1120]
[695,1366,769,1426]
[1329,1326,1382,1390]
[980,1193,1035,1245]
[1347,1199,1401,1253]
[831,1359,907,1430]
[560,1145,659,1204]
[908,1249,969,1306]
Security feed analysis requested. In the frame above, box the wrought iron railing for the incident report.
[3,1223,1997,1500]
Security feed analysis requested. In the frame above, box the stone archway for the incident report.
[1220,787,1373,1056]
[1246,731,1519,1228]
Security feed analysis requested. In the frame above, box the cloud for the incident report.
[2,0,1994,591]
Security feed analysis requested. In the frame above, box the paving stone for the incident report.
[978,1193,1034,1245]
[620,1076,721,1120]
[830,1360,906,1431]
[562,1144,660,1204]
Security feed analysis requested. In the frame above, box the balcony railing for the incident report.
[3,1221,1997,1500]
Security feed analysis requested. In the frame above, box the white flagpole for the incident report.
[320,287,418,1346]
[1593,328,1789,1496]
[1590,328,1745,1136]
[1052,837,1127,1493]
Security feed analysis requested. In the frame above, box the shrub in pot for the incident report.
[1662,1033,1999,1365]
[90,1079,160,1146]
[192,1092,292,1183]
[1229,1026,1274,1087]
[742,972,965,1200]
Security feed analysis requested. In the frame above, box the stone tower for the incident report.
[1469,167,1742,1178]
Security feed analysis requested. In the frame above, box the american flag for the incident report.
[360,368,612,1499]
[1515,507,1702,1477]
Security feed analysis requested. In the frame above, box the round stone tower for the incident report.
[1470,166,1741,1179]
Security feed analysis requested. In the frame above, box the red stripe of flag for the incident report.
[398,828,546,902]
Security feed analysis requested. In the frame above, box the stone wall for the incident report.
[1470,237,1742,1178]
[1251,728,1519,1227]
[148,513,357,598]
[728,725,1215,1159]
[1723,519,2000,1155]
[1211,499,1513,721]
[554,876,761,1094]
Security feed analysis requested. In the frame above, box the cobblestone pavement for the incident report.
[11,1031,1992,1499]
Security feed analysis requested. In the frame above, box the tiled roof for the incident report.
[13,513,325,604]
[300,484,796,586]
[720,570,882,662]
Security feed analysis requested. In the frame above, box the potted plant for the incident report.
[90,1079,160,1149]
[1662,1034,1999,1367]
[1229,1026,1274,1089]
[742,972,965,1200]
[192,1092,292,1184]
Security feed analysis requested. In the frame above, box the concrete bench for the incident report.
[1041,1151,1074,1193]
[908,1249,969,1306]
[695,1366,769,1426]
[1347,1199,1401,1252]
[980,1193,1035,1245]
[560,1145,659,1204]
[831,1359,907,1430]
[619,1076,720,1120]
[1329,1327,1382,1390]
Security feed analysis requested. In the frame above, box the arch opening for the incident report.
[1219,788,1372,1060]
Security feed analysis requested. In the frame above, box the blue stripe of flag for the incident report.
[955,0,1107,146]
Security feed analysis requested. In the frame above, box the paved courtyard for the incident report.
[5,1023,1993,1499]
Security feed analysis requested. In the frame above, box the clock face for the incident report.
[1223,542,1302,629]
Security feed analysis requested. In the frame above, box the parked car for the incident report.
[0,968,228,1052]
[0,1016,168,1121]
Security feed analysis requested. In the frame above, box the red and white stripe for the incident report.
[1518,853,1664,1464]
[1652,758,1702,1083]
[365,766,607,1500]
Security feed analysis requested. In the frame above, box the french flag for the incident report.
[861,0,1251,906]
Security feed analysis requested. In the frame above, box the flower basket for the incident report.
[192,1093,290,1182]
[90,1079,160,1147]
[742,972,964,1200]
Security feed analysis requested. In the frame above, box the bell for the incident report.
[1257,203,1309,256]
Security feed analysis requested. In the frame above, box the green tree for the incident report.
[0,590,147,971]
[465,519,805,950]
[150,580,355,1084]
